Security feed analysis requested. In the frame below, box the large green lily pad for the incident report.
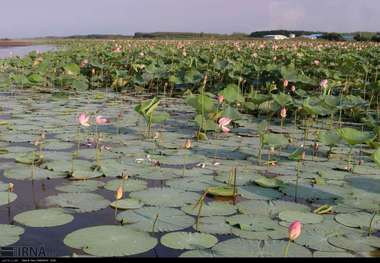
[116,207,195,232]
[211,238,312,257]
[182,202,237,217]
[45,193,110,213]
[0,224,25,246]
[63,225,158,257]
[0,192,17,206]
[161,232,218,250]
[130,188,200,207]
[13,208,74,227]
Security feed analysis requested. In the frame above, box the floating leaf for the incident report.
[182,202,236,217]
[0,192,17,206]
[116,207,194,233]
[130,188,200,207]
[14,208,74,227]
[104,179,147,192]
[45,193,110,213]
[279,210,324,224]
[110,198,143,210]
[64,225,157,257]
[56,180,105,193]
[0,224,25,247]
[211,238,312,257]
[161,232,218,250]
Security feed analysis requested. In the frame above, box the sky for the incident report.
[1,0,379,38]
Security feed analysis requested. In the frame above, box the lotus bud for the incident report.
[288,221,302,241]
[320,79,328,89]
[115,186,123,200]
[8,183,14,192]
[183,139,192,149]
[283,79,289,88]
[218,95,224,104]
[291,85,296,93]
[280,107,287,119]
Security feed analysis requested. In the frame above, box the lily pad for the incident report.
[56,180,105,193]
[182,202,237,217]
[45,193,110,213]
[110,198,143,210]
[13,208,74,227]
[335,212,380,230]
[63,225,158,256]
[192,216,233,235]
[0,224,25,247]
[279,210,324,224]
[161,232,218,250]
[130,188,200,207]
[104,179,147,192]
[0,192,17,206]
[211,238,312,257]
[328,233,380,252]
[116,207,195,233]
[4,166,65,180]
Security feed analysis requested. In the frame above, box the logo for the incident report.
[0,246,55,257]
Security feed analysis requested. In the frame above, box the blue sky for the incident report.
[1,0,379,38]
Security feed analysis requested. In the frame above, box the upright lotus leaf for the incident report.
[0,224,25,247]
[219,84,244,103]
[302,97,329,116]
[319,130,341,147]
[211,238,312,257]
[130,188,200,207]
[336,128,376,146]
[262,133,288,147]
[272,93,293,107]
[185,93,216,114]
[194,115,219,131]
[63,225,158,257]
[63,63,80,75]
[161,232,218,250]
[373,148,380,168]
[14,208,74,227]
[45,193,110,213]
[116,207,195,232]
[0,192,17,206]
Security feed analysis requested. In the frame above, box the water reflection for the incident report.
[0,45,57,59]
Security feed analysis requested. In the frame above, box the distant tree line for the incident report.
[249,30,324,38]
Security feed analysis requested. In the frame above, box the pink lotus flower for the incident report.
[314,60,320,66]
[78,113,90,127]
[288,221,302,241]
[283,79,289,88]
[96,116,110,125]
[217,95,224,104]
[320,79,328,89]
[218,117,232,133]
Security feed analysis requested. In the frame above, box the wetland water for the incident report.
[0,45,57,59]
[0,90,379,257]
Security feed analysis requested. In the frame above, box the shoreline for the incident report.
[0,40,34,47]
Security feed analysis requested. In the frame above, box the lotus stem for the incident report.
[284,239,291,257]
[295,160,301,203]
[368,210,378,236]
[152,213,159,234]
[31,151,36,181]
[232,167,237,205]
[75,125,80,157]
